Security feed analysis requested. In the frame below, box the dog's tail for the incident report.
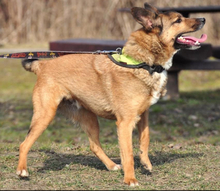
[21,59,40,74]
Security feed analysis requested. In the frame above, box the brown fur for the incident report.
[16,3,205,186]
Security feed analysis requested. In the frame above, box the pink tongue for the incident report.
[184,34,207,43]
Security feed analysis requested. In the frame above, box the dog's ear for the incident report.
[144,3,159,15]
[131,7,159,31]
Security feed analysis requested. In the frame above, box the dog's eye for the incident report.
[175,18,182,23]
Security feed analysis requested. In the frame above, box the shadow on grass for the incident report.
[19,177,30,181]
[37,150,113,172]
[37,149,203,175]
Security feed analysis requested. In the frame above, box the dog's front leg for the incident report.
[137,110,152,172]
[116,117,139,186]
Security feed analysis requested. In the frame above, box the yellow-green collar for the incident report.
[111,48,142,65]
[108,48,165,74]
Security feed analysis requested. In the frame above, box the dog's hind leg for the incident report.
[137,110,152,172]
[75,107,121,171]
[16,85,60,177]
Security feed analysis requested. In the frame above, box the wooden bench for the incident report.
[49,5,220,98]
[119,4,220,17]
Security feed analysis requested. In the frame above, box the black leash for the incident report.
[0,48,165,74]
[0,49,121,59]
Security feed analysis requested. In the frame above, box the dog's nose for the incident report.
[199,18,206,24]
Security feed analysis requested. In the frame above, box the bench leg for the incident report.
[167,71,180,99]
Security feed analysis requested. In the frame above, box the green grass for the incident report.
[0,57,220,189]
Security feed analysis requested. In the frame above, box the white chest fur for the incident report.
[149,52,177,105]
[163,51,177,70]
[150,70,167,105]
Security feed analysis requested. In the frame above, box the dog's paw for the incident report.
[111,164,122,171]
[108,164,122,171]
[124,178,139,187]
[16,169,29,177]
[142,163,152,172]
[140,159,152,172]
[130,182,139,187]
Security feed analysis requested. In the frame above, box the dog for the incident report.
[16,3,206,186]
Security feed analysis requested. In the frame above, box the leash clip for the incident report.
[116,47,122,55]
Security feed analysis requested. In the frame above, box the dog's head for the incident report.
[131,3,207,50]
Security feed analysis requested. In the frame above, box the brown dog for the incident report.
[16,3,206,186]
